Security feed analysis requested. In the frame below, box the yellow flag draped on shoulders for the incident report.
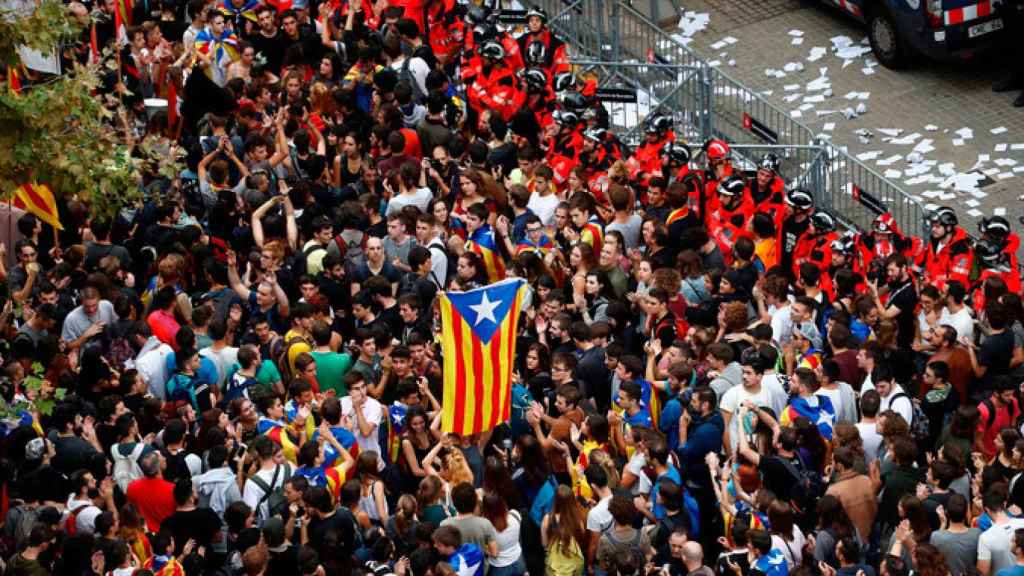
[439,278,525,436]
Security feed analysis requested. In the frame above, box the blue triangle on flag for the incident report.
[446,278,524,345]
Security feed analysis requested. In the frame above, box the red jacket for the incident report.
[517,29,570,75]
[707,196,754,263]
[426,0,463,62]
[546,130,584,186]
[793,232,838,279]
[467,63,520,121]
[626,131,674,183]
[919,227,972,290]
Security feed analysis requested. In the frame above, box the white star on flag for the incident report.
[469,292,501,326]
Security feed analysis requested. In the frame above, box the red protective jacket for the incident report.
[467,63,520,121]
[706,196,754,263]
[919,227,973,291]
[626,131,674,183]
[517,29,570,75]
[793,232,838,279]
[425,0,463,62]
[546,129,584,187]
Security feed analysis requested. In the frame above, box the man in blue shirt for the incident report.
[433,525,485,576]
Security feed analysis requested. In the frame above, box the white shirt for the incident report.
[491,510,524,568]
[940,306,974,342]
[340,396,384,456]
[720,384,773,453]
[855,421,884,463]
[243,464,291,524]
[876,384,914,425]
[979,518,1024,574]
[770,305,795,346]
[586,494,614,533]
[200,345,239,389]
[66,494,101,535]
[135,338,174,400]
[626,452,653,496]
[527,192,560,226]
[759,372,790,417]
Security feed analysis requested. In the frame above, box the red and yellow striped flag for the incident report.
[12,183,62,231]
[7,66,21,94]
[439,278,525,435]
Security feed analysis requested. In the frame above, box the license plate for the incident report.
[968,18,1003,38]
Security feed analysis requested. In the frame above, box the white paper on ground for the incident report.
[884,170,903,179]
[998,172,1015,180]
[823,122,836,131]
[804,94,826,103]
[995,158,1019,167]
[790,110,803,118]
[856,150,883,161]
[995,144,1008,152]
[1015,166,1024,173]
[723,36,738,44]
[789,29,804,36]
[965,199,980,207]
[995,207,1007,216]
[792,37,804,45]
[807,47,827,62]
[784,93,802,103]
[799,103,815,111]
[952,139,965,146]
[978,154,991,163]
[862,67,875,75]
[970,190,987,199]
[938,163,957,176]
[925,124,938,131]
[991,127,1008,134]
[983,167,1000,176]
[913,139,935,154]
[784,62,805,72]
[967,209,984,217]
[889,133,922,145]
[711,41,727,50]
[877,155,903,166]
[831,35,854,48]
[878,128,903,137]
[955,127,974,139]
[1012,144,1024,150]
[785,84,801,91]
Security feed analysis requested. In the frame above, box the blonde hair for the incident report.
[589,449,620,489]
[159,253,185,281]
[444,450,474,486]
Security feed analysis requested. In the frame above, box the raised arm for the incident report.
[226,251,251,300]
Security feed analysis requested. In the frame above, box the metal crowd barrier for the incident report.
[530,0,931,234]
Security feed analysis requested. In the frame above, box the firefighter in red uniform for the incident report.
[706,175,753,264]
[702,139,738,219]
[779,188,814,278]
[626,115,674,184]
[467,40,521,122]
[460,5,492,84]
[919,207,973,291]
[751,152,786,236]
[520,67,555,129]
[979,215,1020,277]
[826,232,864,300]
[518,7,570,77]
[854,212,921,278]
[546,109,584,188]
[793,211,838,281]
[424,0,463,66]
[660,142,704,219]
[972,239,1021,313]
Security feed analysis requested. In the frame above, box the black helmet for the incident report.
[786,188,814,210]
[465,4,491,25]
[583,127,608,143]
[810,211,836,234]
[928,206,958,228]
[718,175,746,197]
[831,232,856,256]
[979,216,1011,242]
[525,6,547,22]
[523,68,548,92]
[759,152,780,174]
[560,91,589,113]
[975,238,1004,265]
[552,72,576,93]
[661,142,692,165]
[478,40,505,61]
[644,114,672,134]
[552,109,580,128]
[526,40,547,66]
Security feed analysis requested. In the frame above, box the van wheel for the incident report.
[867,7,911,69]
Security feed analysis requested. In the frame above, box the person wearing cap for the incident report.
[855,213,919,276]
[705,175,753,265]
[751,153,785,207]
[976,215,1021,290]
[700,138,737,217]
[919,207,972,291]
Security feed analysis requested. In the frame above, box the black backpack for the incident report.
[290,241,327,282]
[251,463,292,521]
[778,453,824,531]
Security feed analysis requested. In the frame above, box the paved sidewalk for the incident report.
[671,0,1024,229]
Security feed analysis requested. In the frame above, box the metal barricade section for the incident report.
[532,0,930,232]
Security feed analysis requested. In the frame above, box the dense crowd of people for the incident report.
[4,0,1024,575]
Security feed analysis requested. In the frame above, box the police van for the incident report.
[817,0,1021,68]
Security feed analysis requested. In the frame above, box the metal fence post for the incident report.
[701,64,714,142]
[610,0,620,63]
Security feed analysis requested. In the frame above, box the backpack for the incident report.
[891,392,930,441]
[65,503,90,536]
[250,464,292,521]
[778,453,824,531]
[653,312,688,347]
[162,448,192,483]
[291,241,327,282]
[111,443,146,493]
[426,238,452,286]
[399,56,426,103]
[336,233,366,275]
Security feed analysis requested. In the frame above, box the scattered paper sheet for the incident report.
[857,150,883,161]
[995,208,1007,216]
[913,139,936,154]
[955,127,974,139]
[889,133,922,145]
[991,127,1008,135]
[807,47,827,62]
[996,144,1008,152]
[995,159,1019,167]
[952,139,965,146]
[784,62,805,72]
[804,95,826,103]
[789,30,804,37]
[925,124,938,132]
[862,67,875,76]
[1012,144,1024,150]
[792,37,805,45]
[884,170,903,179]
[784,84,801,92]
[964,199,980,207]
[722,36,738,45]
[968,209,984,217]
[790,110,803,118]
[823,122,836,131]
[998,172,1015,180]
[877,155,903,166]
[878,129,903,137]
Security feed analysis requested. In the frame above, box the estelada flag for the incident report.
[439,278,525,435]
[12,183,63,231]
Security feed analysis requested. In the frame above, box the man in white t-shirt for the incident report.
[584,462,614,560]
[855,390,884,463]
[720,351,774,457]
[939,281,974,342]
[526,166,559,226]
[242,436,291,524]
[977,491,1024,576]
[862,364,913,426]
[339,373,384,459]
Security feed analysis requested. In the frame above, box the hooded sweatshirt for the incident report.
[194,466,242,517]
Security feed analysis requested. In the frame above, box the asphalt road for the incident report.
[671,0,1024,231]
